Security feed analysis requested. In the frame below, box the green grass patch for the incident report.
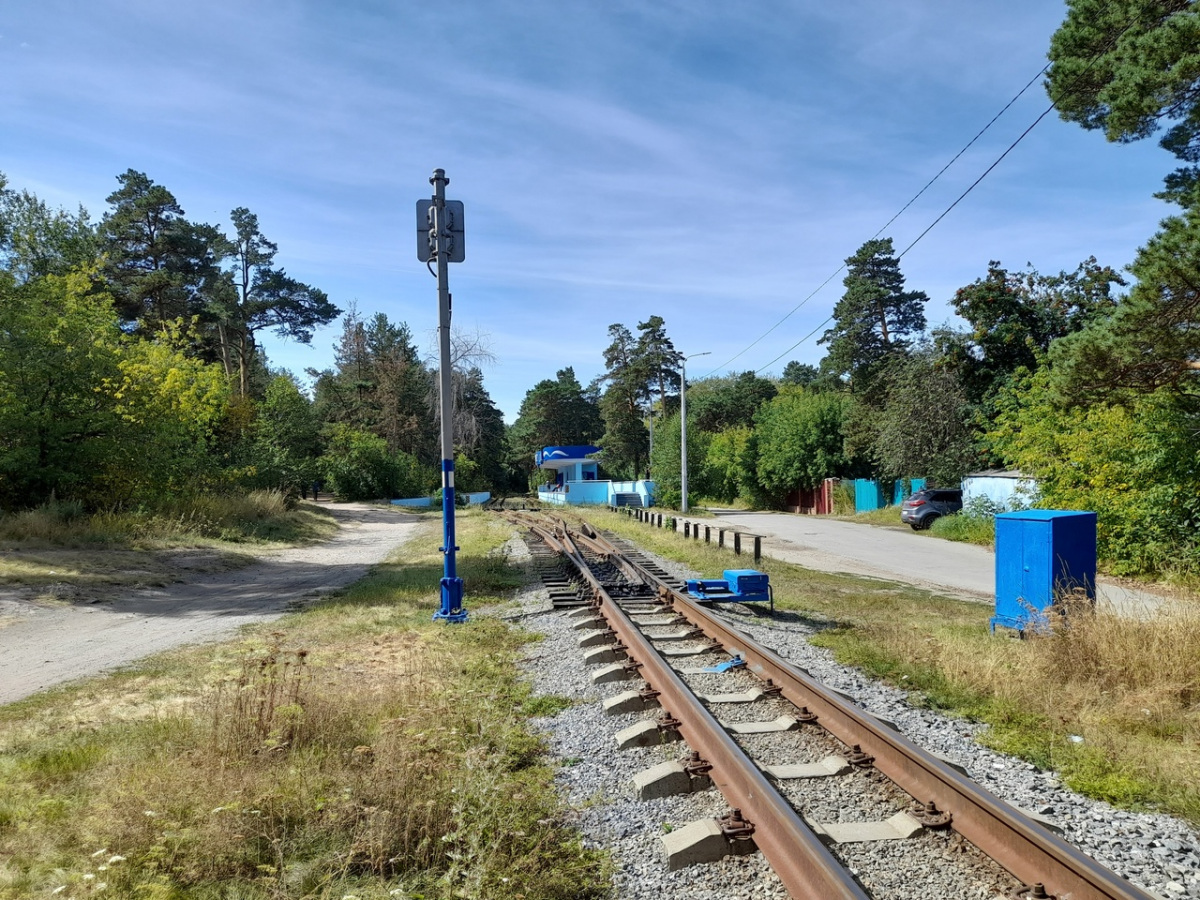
[808,626,993,717]
[0,510,607,900]
[929,512,995,546]
[521,695,575,718]
[845,505,903,527]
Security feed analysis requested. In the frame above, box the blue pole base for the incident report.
[433,576,467,624]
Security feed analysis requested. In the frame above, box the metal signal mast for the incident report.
[417,168,467,623]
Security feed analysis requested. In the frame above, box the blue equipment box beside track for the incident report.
[685,569,773,613]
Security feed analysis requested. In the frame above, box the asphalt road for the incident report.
[705,509,1177,616]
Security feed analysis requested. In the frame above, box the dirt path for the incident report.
[0,503,424,706]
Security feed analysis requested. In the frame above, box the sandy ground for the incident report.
[0,503,424,706]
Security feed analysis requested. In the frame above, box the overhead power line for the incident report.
[754,102,1058,376]
[703,64,1049,378]
[737,8,1144,379]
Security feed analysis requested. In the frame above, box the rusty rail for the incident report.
[579,524,1156,900]
[514,514,870,900]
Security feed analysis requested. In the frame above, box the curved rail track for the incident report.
[503,509,1157,900]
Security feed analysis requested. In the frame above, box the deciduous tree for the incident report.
[0,270,124,507]
[0,177,98,282]
[700,425,760,506]
[753,387,861,503]
[685,371,777,434]
[990,369,1200,575]
[249,374,322,493]
[0,269,229,509]
[647,411,709,509]
[942,258,1124,405]
[869,352,979,485]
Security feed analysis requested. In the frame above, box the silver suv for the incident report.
[900,488,963,530]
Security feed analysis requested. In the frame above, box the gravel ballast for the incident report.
[500,532,1199,900]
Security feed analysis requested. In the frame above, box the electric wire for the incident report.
[702,64,1049,378]
[753,104,1057,375]
[740,10,1142,378]
[747,102,1056,376]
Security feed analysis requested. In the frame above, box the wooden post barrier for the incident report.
[733,532,742,555]
[753,535,762,562]
[718,529,725,548]
[704,525,711,543]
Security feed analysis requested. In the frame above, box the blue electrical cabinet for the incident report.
[992,510,1097,633]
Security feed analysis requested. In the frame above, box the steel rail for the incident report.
[516,515,871,900]
[582,524,1156,900]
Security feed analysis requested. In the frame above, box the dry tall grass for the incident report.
[0,512,606,899]
[0,490,330,548]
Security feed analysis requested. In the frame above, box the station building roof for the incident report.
[535,445,601,470]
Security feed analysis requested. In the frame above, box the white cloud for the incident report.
[1,0,1175,419]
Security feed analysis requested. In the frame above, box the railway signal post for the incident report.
[418,168,467,623]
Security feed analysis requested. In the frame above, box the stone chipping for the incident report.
[497,530,1197,900]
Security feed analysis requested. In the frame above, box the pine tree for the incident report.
[819,237,928,389]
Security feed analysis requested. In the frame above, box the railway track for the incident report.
[502,509,1158,900]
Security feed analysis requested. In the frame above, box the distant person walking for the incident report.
[312,479,323,501]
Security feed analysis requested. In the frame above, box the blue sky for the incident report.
[2,1,1174,421]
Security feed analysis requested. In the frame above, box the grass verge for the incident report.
[0,491,337,550]
[0,509,608,899]
[928,511,995,546]
[844,506,903,528]
[0,492,339,595]
[589,507,1200,826]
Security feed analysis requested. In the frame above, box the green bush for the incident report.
[930,510,995,545]
[991,372,1200,577]
[832,480,855,515]
[320,426,431,502]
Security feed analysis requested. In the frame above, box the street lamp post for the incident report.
[647,401,654,476]
[680,351,709,514]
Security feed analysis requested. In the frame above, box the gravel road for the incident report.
[0,503,423,705]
